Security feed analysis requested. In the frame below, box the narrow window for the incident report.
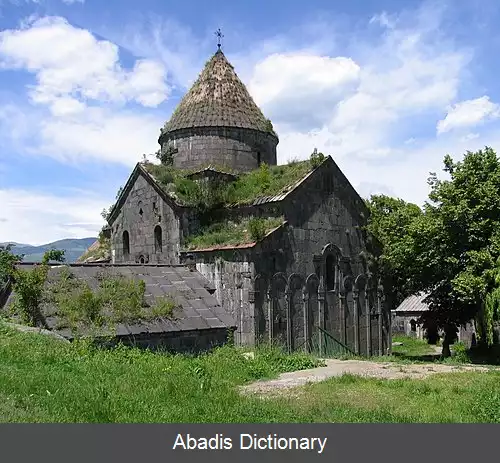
[122,231,130,258]
[154,225,162,253]
[257,152,262,166]
[326,255,335,290]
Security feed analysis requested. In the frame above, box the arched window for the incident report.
[122,231,130,257]
[154,225,162,253]
[410,319,417,332]
[326,255,335,290]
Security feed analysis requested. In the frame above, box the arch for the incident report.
[305,273,320,295]
[321,243,343,258]
[287,273,304,291]
[122,231,130,258]
[342,275,354,293]
[154,225,163,253]
[354,274,367,292]
[270,272,288,294]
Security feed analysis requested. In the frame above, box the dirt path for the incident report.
[240,358,496,395]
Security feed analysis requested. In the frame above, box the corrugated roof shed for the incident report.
[1,263,235,340]
[392,293,430,313]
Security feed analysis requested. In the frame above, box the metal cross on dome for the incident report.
[215,28,224,50]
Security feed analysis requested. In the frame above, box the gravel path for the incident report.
[240,358,496,395]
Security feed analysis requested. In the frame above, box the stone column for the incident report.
[286,290,292,353]
[339,291,346,345]
[318,280,325,357]
[353,289,360,355]
[377,286,384,356]
[303,289,310,352]
[366,291,371,356]
[248,289,257,347]
[267,288,273,344]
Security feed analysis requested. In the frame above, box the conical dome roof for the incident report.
[161,50,276,137]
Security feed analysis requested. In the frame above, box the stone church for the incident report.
[104,47,391,357]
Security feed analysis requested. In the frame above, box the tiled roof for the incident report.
[161,50,276,136]
[1,263,235,340]
[393,293,430,313]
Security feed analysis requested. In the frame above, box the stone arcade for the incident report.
[105,47,391,356]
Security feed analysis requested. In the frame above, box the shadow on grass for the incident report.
[391,352,442,363]
[464,346,500,366]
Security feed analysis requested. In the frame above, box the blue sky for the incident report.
[1,0,500,244]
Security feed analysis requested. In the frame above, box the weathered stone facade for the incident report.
[178,159,390,356]
[110,172,181,264]
[106,47,391,356]
[160,126,277,173]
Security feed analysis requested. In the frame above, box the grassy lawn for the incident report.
[1,325,500,423]
[390,335,441,362]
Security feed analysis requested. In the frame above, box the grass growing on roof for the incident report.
[184,216,283,250]
[142,158,316,208]
[39,267,177,333]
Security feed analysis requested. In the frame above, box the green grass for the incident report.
[391,335,439,359]
[184,217,283,250]
[1,326,500,423]
[144,159,315,208]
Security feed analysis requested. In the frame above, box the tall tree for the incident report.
[408,147,500,355]
[365,194,423,310]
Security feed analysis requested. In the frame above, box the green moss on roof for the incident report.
[184,216,284,251]
[161,50,277,137]
[143,159,314,208]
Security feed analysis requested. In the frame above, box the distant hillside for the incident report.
[5,237,97,263]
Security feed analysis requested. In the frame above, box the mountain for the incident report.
[5,237,98,263]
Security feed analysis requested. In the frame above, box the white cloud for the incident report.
[437,96,500,134]
[243,3,472,205]
[0,188,108,245]
[37,106,163,165]
[0,16,169,113]
[249,53,360,131]
[0,16,168,167]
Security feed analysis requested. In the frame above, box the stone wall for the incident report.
[193,255,256,346]
[161,126,278,173]
[111,174,181,264]
[101,328,231,354]
[178,159,390,356]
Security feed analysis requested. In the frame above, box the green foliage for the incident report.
[451,342,470,364]
[184,217,283,250]
[49,270,177,333]
[1,326,500,422]
[144,159,313,209]
[368,148,500,350]
[413,148,500,343]
[309,148,325,168]
[248,217,272,241]
[365,194,423,308]
[0,244,22,288]
[9,250,65,327]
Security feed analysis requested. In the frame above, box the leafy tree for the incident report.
[406,147,500,355]
[364,194,423,311]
